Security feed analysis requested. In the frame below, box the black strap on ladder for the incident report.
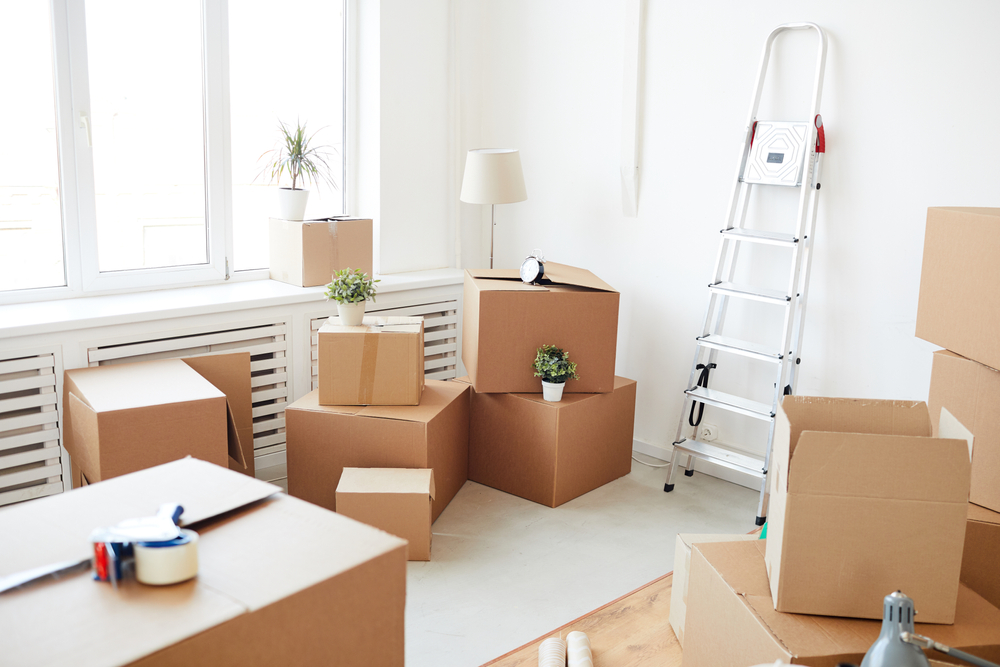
[688,363,717,427]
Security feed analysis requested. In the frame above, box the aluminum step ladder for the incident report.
[663,23,828,526]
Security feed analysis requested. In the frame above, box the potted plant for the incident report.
[532,344,579,402]
[257,119,337,221]
[325,268,379,325]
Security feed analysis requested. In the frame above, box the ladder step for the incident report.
[685,386,774,421]
[673,438,765,478]
[709,281,789,305]
[721,228,798,247]
[696,334,782,363]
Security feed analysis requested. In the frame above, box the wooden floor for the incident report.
[481,573,681,667]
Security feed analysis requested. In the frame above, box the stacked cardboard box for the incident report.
[460,263,637,507]
[269,216,373,287]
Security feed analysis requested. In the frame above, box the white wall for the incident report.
[455,1,1000,458]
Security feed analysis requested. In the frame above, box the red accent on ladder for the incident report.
[814,115,825,153]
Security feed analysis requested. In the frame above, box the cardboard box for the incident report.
[668,533,758,647]
[766,396,971,623]
[929,349,1000,512]
[916,207,1000,370]
[318,316,424,406]
[963,503,1000,610]
[683,540,1000,667]
[462,263,620,394]
[0,458,407,666]
[286,380,470,521]
[63,358,250,484]
[457,375,636,508]
[269,216,373,287]
[337,468,436,561]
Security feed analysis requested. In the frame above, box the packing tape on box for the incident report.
[358,332,380,404]
[134,529,199,586]
[538,637,566,667]
[567,631,593,667]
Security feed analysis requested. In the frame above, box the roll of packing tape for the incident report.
[134,529,199,585]
[567,631,593,667]
[538,637,566,667]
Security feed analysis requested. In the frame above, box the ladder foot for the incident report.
[755,515,766,526]
[664,483,675,492]
[684,468,695,477]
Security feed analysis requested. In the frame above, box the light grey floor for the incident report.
[405,453,759,667]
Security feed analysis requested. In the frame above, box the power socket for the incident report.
[698,423,719,442]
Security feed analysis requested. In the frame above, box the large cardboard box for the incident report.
[286,380,470,521]
[337,468,436,561]
[766,396,971,623]
[668,533,758,647]
[457,375,636,508]
[269,216,373,287]
[63,357,251,484]
[928,349,1000,512]
[462,263,620,394]
[916,207,1000,370]
[0,458,407,666]
[683,540,1000,667]
[318,316,424,406]
[963,503,1000,610]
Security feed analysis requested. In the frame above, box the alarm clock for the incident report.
[520,250,545,284]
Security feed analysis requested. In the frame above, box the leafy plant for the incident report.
[532,344,580,384]
[325,268,379,304]
[257,119,338,191]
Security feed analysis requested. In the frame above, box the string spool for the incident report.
[567,630,593,667]
[134,529,199,585]
[538,637,566,667]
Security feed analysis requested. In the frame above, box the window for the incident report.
[0,0,345,300]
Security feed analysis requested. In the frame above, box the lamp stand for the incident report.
[490,203,496,269]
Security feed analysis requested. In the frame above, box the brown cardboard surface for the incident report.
[337,468,435,561]
[286,380,470,521]
[182,352,254,476]
[929,349,1000,511]
[683,540,1000,667]
[318,316,424,406]
[916,207,1000,370]
[268,217,373,287]
[0,459,406,667]
[63,360,230,484]
[963,503,1000,610]
[462,263,620,394]
[766,396,971,623]
[458,376,636,507]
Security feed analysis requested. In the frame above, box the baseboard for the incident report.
[632,439,759,491]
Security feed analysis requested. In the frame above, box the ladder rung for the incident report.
[685,386,774,421]
[696,334,782,363]
[721,228,798,247]
[673,438,765,478]
[709,281,789,305]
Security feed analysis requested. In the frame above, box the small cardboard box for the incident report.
[668,533,759,647]
[0,458,407,666]
[456,375,636,508]
[63,357,251,484]
[286,380,470,521]
[337,468,436,561]
[963,503,1000,610]
[462,263,620,394]
[766,396,971,623]
[916,207,1000,370]
[318,316,424,406]
[929,349,1000,512]
[683,540,1000,667]
[269,216,373,287]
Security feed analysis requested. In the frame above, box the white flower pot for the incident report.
[541,380,565,402]
[337,301,366,326]
[276,187,309,221]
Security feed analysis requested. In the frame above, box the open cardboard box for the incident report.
[337,468,436,561]
[963,503,1000,611]
[766,396,971,623]
[268,216,373,287]
[0,458,407,666]
[462,263,620,394]
[64,354,254,485]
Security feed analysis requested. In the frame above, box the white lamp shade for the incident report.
[460,148,527,204]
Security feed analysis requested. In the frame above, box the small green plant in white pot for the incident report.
[532,344,579,402]
[325,268,379,326]
[257,119,337,221]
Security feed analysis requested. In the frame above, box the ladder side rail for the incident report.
[785,173,824,393]
[755,417,779,524]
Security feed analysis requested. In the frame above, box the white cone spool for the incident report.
[541,381,565,402]
[134,529,199,585]
[337,301,366,326]
[567,631,593,667]
[538,637,566,667]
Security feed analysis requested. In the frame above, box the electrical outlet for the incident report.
[698,423,719,442]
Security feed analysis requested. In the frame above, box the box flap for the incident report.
[357,381,469,423]
[65,392,101,483]
[931,206,1000,218]
[182,353,254,475]
[336,468,435,498]
[320,315,423,335]
[466,262,616,293]
[780,396,932,456]
[969,502,1000,526]
[64,359,226,413]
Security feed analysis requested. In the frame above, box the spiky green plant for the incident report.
[532,344,580,384]
[257,119,338,191]
[325,268,379,304]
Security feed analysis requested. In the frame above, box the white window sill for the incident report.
[0,269,464,340]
